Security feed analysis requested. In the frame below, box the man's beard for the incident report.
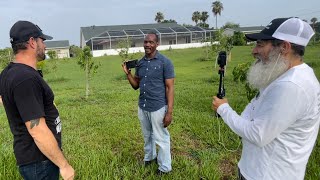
[36,44,46,61]
[247,49,290,90]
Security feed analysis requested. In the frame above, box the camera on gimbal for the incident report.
[217,51,227,68]
[125,59,138,69]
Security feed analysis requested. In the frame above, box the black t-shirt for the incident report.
[0,62,61,166]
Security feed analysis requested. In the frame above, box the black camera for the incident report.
[217,51,227,68]
[125,59,138,69]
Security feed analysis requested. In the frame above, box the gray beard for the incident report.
[247,50,289,90]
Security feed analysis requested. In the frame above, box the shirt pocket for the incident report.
[151,64,162,70]
[150,64,163,78]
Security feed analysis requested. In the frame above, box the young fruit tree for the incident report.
[77,46,100,99]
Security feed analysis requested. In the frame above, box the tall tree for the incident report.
[212,1,224,29]
[200,11,209,23]
[311,17,318,30]
[192,11,201,25]
[155,12,164,23]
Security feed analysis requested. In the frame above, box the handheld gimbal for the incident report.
[217,51,226,99]
[216,51,227,117]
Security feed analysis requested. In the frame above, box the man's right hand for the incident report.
[60,164,75,180]
[121,62,131,75]
[122,61,140,89]
[212,96,228,112]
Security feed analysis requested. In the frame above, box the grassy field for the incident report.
[0,45,319,179]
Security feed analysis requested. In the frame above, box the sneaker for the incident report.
[156,169,169,175]
[144,158,157,167]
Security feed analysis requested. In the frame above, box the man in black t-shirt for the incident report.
[0,20,74,180]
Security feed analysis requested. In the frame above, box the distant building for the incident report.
[45,40,70,59]
[80,23,216,57]
[223,26,265,37]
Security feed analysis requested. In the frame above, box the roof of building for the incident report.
[45,40,70,49]
[229,26,265,33]
[80,23,214,41]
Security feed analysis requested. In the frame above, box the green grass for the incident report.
[0,45,319,179]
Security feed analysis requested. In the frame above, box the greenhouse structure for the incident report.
[80,23,216,57]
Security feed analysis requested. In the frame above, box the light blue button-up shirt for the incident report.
[135,51,175,112]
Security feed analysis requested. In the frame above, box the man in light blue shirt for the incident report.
[122,32,175,175]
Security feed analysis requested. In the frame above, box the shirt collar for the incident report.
[143,51,159,61]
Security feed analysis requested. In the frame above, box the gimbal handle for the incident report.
[216,68,225,117]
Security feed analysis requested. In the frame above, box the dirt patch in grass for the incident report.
[174,133,205,152]
[219,158,235,179]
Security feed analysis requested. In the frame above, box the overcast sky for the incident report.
[1,0,319,48]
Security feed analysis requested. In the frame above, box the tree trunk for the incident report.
[215,16,218,29]
[206,44,209,60]
[85,58,89,99]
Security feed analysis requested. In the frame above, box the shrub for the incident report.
[232,62,258,100]
[47,50,57,59]
[232,31,246,46]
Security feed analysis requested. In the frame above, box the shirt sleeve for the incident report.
[164,59,175,79]
[13,78,45,122]
[217,81,307,147]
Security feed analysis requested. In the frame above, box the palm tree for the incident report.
[155,12,164,23]
[200,11,209,23]
[212,1,224,29]
[311,17,318,30]
[192,11,201,25]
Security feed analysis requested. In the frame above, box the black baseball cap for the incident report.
[245,18,289,41]
[245,17,314,47]
[10,20,53,44]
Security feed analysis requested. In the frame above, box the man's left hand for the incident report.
[163,113,172,128]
